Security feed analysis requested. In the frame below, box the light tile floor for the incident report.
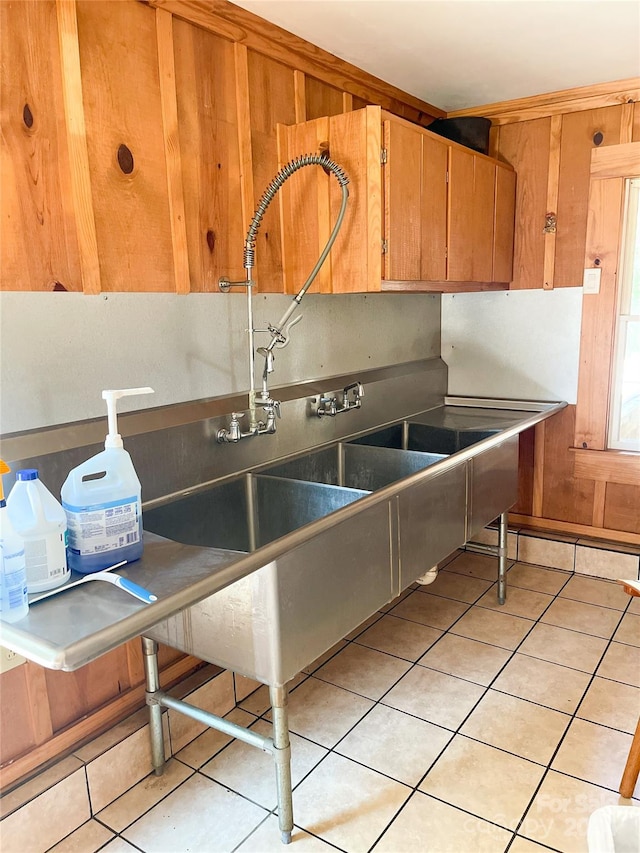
[50,553,640,852]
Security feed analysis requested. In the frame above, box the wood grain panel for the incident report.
[634,102,640,141]
[590,141,640,178]
[328,107,382,292]
[472,156,495,281]
[146,0,444,124]
[495,118,551,288]
[554,105,623,287]
[156,8,190,294]
[604,483,640,534]
[305,77,344,120]
[573,448,640,486]
[420,134,448,281]
[542,405,596,526]
[574,177,624,448]
[1,0,82,292]
[44,644,132,732]
[0,666,38,764]
[172,17,244,291]
[493,164,516,282]
[513,427,534,515]
[247,51,297,292]
[76,0,174,291]
[278,117,332,294]
[447,146,475,281]
[383,120,421,280]
[542,115,562,289]
[448,147,494,282]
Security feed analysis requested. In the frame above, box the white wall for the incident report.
[0,292,441,434]
[441,288,583,403]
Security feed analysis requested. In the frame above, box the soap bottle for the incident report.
[0,460,29,622]
[61,387,154,574]
[7,469,69,593]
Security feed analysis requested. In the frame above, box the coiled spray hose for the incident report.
[244,153,350,349]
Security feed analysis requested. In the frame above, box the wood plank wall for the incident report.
[0,0,442,790]
[455,86,640,545]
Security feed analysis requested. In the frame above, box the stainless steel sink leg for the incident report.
[142,636,165,776]
[497,512,508,605]
[270,684,293,844]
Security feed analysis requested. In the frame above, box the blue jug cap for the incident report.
[0,499,6,508]
[16,469,39,481]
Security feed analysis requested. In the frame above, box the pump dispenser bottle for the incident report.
[61,387,154,574]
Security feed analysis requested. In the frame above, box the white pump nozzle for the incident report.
[102,387,155,449]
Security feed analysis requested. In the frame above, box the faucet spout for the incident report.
[218,152,349,443]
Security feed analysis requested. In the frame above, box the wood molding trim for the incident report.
[449,78,640,125]
[143,0,445,124]
[572,447,640,486]
[381,281,509,293]
[0,654,203,792]
[590,142,640,178]
[56,0,101,294]
[156,8,191,294]
[542,115,562,289]
[508,513,640,547]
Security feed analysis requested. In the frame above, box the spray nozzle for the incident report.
[102,387,155,449]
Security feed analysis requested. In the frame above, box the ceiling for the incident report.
[230,1,640,112]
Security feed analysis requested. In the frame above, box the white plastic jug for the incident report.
[62,446,143,574]
[61,387,153,574]
[7,469,69,593]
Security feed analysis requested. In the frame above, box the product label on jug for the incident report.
[63,496,140,556]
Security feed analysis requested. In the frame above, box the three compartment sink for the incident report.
[351,421,499,454]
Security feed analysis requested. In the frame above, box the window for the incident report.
[608,178,640,451]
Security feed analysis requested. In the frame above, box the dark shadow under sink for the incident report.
[143,474,368,552]
[351,422,499,455]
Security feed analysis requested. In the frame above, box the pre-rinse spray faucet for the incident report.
[217,153,350,443]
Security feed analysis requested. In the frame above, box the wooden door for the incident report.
[448,146,495,282]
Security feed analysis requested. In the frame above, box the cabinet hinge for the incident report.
[381,239,388,254]
[445,170,449,183]
[543,213,557,234]
[380,148,388,165]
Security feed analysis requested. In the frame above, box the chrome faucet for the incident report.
[317,382,364,418]
[217,154,349,444]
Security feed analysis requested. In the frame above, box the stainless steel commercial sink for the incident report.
[143,473,368,552]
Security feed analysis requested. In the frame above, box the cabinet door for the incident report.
[495,117,551,289]
[448,146,495,282]
[555,105,624,286]
[383,121,447,281]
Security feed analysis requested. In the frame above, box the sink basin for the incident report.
[261,443,446,491]
[143,474,369,552]
[351,422,499,454]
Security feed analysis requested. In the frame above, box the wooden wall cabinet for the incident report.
[494,104,632,289]
[278,106,516,294]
